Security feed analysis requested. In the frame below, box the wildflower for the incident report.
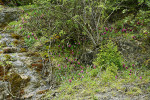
[35,37,38,40]
[123,64,125,68]
[58,45,60,47]
[68,59,71,62]
[137,22,140,25]
[20,27,22,29]
[80,66,82,68]
[93,65,96,69]
[40,14,44,18]
[132,64,135,67]
[115,76,117,79]
[122,28,126,32]
[129,73,131,75]
[126,67,128,69]
[71,61,73,64]
[68,45,71,47]
[27,35,30,38]
[105,27,108,31]
[129,69,132,72]
[65,65,67,68]
[62,46,64,48]
[75,59,77,61]
[129,29,132,32]
[59,68,61,70]
[72,52,74,55]
[72,77,74,80]
[58,64,60,67]
[132,36,136,39]
[140,76,142,79]
[122,28,124,32]
[78,42,80,45]
[101,33,104,35]
[32,33,34,35]
[59,54,60,57]
[81,75,84,78]
[111,27,113,29]
[78,62,80,65]
[79,73,81,75]
[66,57,68,60]
[104,32,106,34]
[69,79,72,83]
[80,70,83,73]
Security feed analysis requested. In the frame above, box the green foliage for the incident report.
[93,40,123,70]
[3,0,33,6]
[23,32,38,47]
[89,69,99,77]
[101,63,118,83]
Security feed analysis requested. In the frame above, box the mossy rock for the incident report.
[11,33,21,39]
[0,62,12,80]
[8,73,30,95]
[26,52,40,57]
[31,63,43,72]
[4,54,12,60]
[3,47,18,53]
[13,40,19,45]
[20,48,27,52]
[0,65,4,79]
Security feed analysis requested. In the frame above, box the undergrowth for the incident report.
[3,0,150,99]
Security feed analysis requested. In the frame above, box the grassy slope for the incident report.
[4,4,150,100]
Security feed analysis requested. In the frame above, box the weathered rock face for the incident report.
[0,6,20,27]
[114,36,150,67]
[0,32,51,100]
[8,73,30,95]
[3,47,18,53]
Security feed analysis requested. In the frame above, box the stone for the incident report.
[20,74,30,80]
[114,36,150,66]
[11,60,24,68]
[8,73,30,95]
[3,47,18,53]
[0,6,20,27]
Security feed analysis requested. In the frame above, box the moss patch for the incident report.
[8,73,30,95]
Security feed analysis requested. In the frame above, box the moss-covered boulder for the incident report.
[3,47,18,53]
[0,7,20,27]
[8,73,30,95]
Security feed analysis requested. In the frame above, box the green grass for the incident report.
[43,66,150,99]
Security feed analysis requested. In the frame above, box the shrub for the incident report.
[93,40,123,70]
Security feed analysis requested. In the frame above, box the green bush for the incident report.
[93,40,123,70]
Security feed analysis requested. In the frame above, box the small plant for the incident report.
[93,40,123,70]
